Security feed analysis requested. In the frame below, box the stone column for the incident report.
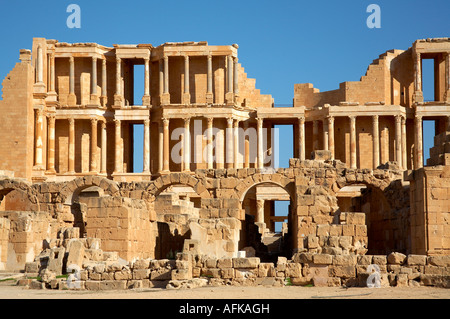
[226,118,234,168]
[183,55,190,105]
[143,119,150,173]
[445,53,450,103]
[159,59,164,99]
[206,54,213,104]
[90,118,98,172]
[183,118,190,172]
[395,115,402,169]
[158,120,164,173]
[160,55,170,105]
[101,59,107,107]
[90,57,98,104]
[257,117,264,169]
[49,52,55,93]
[327,116,335,160]
[100,121,107,174]
[256,199,265,224]
[244,121,250,168]
[313,120,319,151]
[372,115,380,169]
[114,57,123,107]
[47,115,56,173]
[207,117,214,169]
[68,118,75,173]
[68,56,77,105]
[114,119,122,173]
[233,57,239,97]
[415,115,423,169]
[34,109,44,168]
[349,116,357,169]
[163,118,170,173]
[234,119,240,168]
[413,52,424,103]
[225,56,234,104]
[36,45,44,84]
[401,116,407,170]
[323,119,329,151]
[298,117,305,161]
[142,58,151,106]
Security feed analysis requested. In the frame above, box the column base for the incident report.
[225,92,235,105]
[142,95,151,106]
[46,91,58,102]
[113,95,123,108]
[67,93,77,106]
[90,94,100,105]
[33,82,46,94]
[160,93,170,105]
[206,92,213,104]
[45,168,57,175]
[100,95,108,107]
[182,93,191,105]
[413,91,424,104]
[444,90,450,103]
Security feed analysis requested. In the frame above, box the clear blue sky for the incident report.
[0,0,448,169]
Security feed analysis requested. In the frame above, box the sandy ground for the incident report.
[0,281,448,299]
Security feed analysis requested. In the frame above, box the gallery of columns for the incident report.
[28,38,450,183]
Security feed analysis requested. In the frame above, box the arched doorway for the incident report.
[239,181,294,262]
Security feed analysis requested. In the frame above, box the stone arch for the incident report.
[0,179,40,211]
[235,173,295,202]
[146,173,211,199]
[59,176,120,205]
[332,169,408,255]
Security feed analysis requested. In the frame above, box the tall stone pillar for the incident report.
[234,119,240,168]
[401,116,407,170]
[183,118,190,172]
[313,120,319,151]
[36,45,44,84]
[395,115,402,169]
[372,115,380,169]
[161,56,170,105]
[445,53,450,103]
[298,117,305,161]
[226,118,234,168]
[256,199,265,224]
[415,115,423,169]
[142,58,151,106]
[323,119,329,151]
[413,52,424,103]
[114,119,122,173]
[206,54,213,104]
[225,56,234,104]
[90,57,99,104]
[101,121,107,174]
[257,117,264,169]
[90,118,98,172]
[68,118,75,173]
[101,59,107,107]
[327,116,335,160]
[143,119,150,173]
[183,55,190,105]
[349,116,357,169]
[158,120,164,173]
[207,117,214,169]
[114,57,123,107]
[244,121,250,168]
[34,109,44,168]
[68,56,77,105]
[47,115,56,173]
[163,118,170,173]
[49,52,56,93]
[159,59,164,101]
[233,57,239,99]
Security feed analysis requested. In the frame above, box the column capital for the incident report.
[256,117,264,127]
[182,117,190,125]
[68,117,75,125]
[47,114,55,123]
[69,56,74,63]
[349,115,356,122]
[298,116,305,124]
[92,56,97,62]
[102,58,107,65]
[116,57,121,63]
[90,117,98,125]
[144,119,150,126]
[327,115,334,124]
[227,117,234,126]
[114,118,121,126]
[395,114,402,123]
[415,114,423,121]
[36,108,44,117]
[206,117,213,125]
[372,114,379,121]
[233,119,240,127]
[100,120,107,129]
[162,117,170,126]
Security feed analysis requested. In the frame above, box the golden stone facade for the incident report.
[0,38,449,289]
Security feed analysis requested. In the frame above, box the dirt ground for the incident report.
[0,281,448,299]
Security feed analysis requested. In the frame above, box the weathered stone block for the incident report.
[232,257,260,269]
[407,255,427,266]
[313,254,333,265]
[387,252,407,265]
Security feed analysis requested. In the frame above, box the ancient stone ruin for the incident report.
[0,37,449,290]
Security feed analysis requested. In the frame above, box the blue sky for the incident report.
[0,0,448,169]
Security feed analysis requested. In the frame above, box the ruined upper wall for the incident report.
[294,38,450,108]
